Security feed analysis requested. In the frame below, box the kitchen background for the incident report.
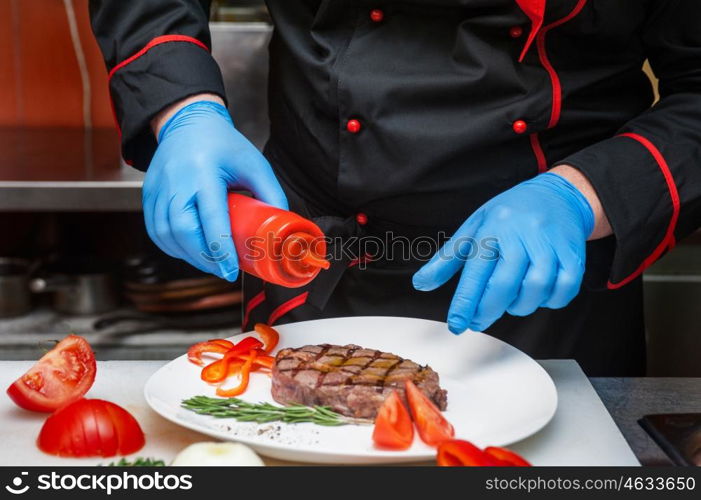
[0,0,697,375]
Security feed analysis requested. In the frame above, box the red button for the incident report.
[370,9,384,22]
[512,120,528,134]
[346,119,362,134]
[509,26,523,38]
[355,213,368,226]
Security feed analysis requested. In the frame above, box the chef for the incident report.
[89,1,701,376]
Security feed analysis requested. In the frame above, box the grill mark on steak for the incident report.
[312,344,333,388]
[379,358,402,388]
[272,343,448,419]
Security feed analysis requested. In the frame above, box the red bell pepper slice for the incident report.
[216,350,257,397]
[372,391,414,450]
[404,379,454,446]
[187,341,232,367]
[437,440,503,466]
[437,440,531,467]
[484,446,531,466]
[254,323,279,354]
[235,354,275,370]
[207,339,235,349]
[200,337,264,384]
[231,336,264,352]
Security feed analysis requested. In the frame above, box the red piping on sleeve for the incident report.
[529,133,547,173]
[535,0,588,128]
[242,290,266,330]
[107,35,209,81]
[267,292,309,326]
[107,35,210,141]
[607,133,680,290]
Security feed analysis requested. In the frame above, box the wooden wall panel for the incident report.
[0,0,113,128]
[0,0,19,124]
[18,0,84,126]
[75,0,114,127]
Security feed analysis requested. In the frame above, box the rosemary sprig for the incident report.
[104,457,166,466]
[181,396,370,426]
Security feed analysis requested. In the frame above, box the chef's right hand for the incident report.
[142,99,288,281]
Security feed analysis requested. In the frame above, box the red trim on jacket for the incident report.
[267,292,309,326]
[529,133,547,173]
[108,35,209,80]
[242,290,266,330]
[607,133,680,290]
[347,253,374,268]
[515,0,546,62]
[107,35,210,140]
[536,0,588,128]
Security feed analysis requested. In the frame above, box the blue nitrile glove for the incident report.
[142,100,288,281]
[413,172,594,333]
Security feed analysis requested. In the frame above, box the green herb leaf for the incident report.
[104,457,166,467]
[181,396,370,426]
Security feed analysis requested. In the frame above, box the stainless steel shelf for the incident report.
[0,174,144,212]
[0,127,143,211]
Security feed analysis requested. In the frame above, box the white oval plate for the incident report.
[145,316,557,464]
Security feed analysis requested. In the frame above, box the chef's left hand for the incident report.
[413,169,605,334]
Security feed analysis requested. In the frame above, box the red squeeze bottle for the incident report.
[228,193,330,288]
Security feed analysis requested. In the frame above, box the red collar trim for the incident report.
[515,0,546,61]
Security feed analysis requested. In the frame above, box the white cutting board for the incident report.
[0,360,638,466]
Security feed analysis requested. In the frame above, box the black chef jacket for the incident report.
[90,0,701,375]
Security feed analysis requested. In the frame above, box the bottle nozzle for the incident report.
[281,232,330,278]
[301,251,331,270]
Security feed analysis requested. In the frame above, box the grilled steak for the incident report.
[271,344,447,419]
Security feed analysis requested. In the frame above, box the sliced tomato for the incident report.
[254,323,279,353]
[372,391,414,450]
[404,379,454,446]
[484,446,531,466]
[37,398,144,457]
[7,334,96,412]
[437,439,503,466]
[187,341,233,367]
[216,350,257,397]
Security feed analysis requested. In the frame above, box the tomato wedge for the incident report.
[484,446,531,466]
[254,323,279,353]
[7,334,96,413]
[372,391,414,450]
[37,398,145,457]
[437,439,503,466]
[216,350,257,397]
[404,379,454,446]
